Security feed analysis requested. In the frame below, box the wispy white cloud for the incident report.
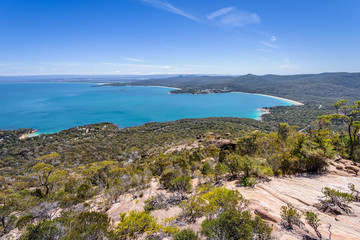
[136,1,281,54]
[207,7,234,20]
[139,2,262,31]
[141,0,199,21]
[260,41,277,48]
[123,57,145,62]
[279,59,299,69]
[207,7,260,27]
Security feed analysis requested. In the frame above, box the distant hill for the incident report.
[105,72,360,103]
[2,72,359,103]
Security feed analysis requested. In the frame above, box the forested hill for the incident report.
[104,72,360,104]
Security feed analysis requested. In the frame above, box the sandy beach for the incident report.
[257,108,270,121]
[19,129,38,140]
[230,91,304,106]
[254,93,304,106]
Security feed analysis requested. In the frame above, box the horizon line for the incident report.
[0,71,358,78]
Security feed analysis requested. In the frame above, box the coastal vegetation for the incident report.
[103,72,360,130]
[0,99,360,239]
[103,72,360,103]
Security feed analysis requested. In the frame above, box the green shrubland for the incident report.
[0,99,359,238]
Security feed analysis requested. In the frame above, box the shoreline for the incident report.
[19,129,38,140]
[230,91,304,106]
[3,84,304,133]
[253,93,304,106]
[257,108,270,121]
[3,82,303,106]
[160,86,303,106]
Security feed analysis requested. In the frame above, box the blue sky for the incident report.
[0,0,359,76]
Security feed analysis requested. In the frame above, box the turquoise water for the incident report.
[0,83,295,134]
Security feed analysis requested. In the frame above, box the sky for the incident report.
[0,0,359,76]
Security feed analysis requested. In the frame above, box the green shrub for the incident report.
[318,187,354,215]
[22,220,60,240]
[144,196,157,212]
[305,211,322,239]
[214,163,227,181]
[240,176,257,187]
[179,195,207,223]
[201,162,213,176]
[76,184,91,199]
[63,211,112,240]
[348,183,360,202]
[160,170,192,195]
[173,229,199,240]
[280,204,304,230]
[159,169,177,190]
[179,187,247,222]
[222,155,241,178]
[299,143,328,173]
[16,214,34,229]
[172,175,192,194]
[322,187,354,204]
[115,210,159,239]
[237,133,260,156]
[201,210,272,240]
[278,123,291,142]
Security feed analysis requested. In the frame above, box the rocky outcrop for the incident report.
[106,159,360,240]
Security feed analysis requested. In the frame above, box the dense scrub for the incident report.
[1,100,360,239]
[0,118,276,175]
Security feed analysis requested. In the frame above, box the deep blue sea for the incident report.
[0,83,295,134]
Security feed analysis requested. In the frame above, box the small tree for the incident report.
[305,211,322,239]
[280,203,304,230]
[32,163,54,196]
[318,187,353,215]
[322,100,360,160]
[82,161,117,189]
[37,152,61,165]
[239,155,257,178]
[278,123,292,142]
[237,132,260,156]
[222,155,241,178]
[179,195,207,223]
[348,183,360,202]
[214,163,227,182]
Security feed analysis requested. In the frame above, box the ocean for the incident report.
[0,83,295,134]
